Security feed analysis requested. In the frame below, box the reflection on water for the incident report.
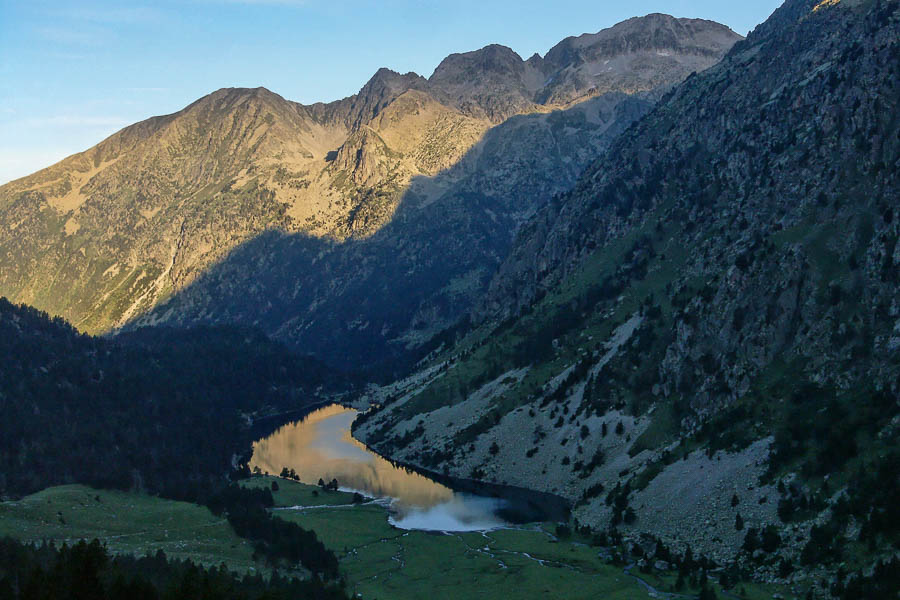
[249,404,508,531]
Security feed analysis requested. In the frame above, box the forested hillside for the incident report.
[0,298,335,498]
[0,537,347,600]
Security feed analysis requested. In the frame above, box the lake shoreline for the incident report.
[248,403,571,530]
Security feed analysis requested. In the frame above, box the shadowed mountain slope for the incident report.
[353,0,900,588]
[133,93,654,372]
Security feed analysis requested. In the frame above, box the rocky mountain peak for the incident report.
[429,44,526,83]
[426,44,537,122]
[341,68,429,129]
[421,14,741,120]
[185,86,289,114]
[549,13,739,55]
[535,13,742,104]
[360,68,427,96]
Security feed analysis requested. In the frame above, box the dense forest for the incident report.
[0,298,346,578]
[0,537,348,600]
[0,297,341,498]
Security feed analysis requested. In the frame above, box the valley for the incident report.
[0,478,790,600]
[1,0,898,598]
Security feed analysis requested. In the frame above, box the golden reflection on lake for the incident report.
[250,404,454,509]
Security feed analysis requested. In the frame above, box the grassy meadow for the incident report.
[0,476,791,599]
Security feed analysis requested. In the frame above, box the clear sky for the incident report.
[0,0,784,184]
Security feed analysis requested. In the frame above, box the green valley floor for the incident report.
[0,477,792,599]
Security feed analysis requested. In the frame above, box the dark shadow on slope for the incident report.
[124,93,655,379]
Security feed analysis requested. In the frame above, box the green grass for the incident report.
[277,500,663,600]
[478,527,611,571]
[277,504,398,553]
[629,401,680,458]
[0,485,258,572]
[0,482,799,599]
[631,569,795,600]
[352,526,661,600]
[241,475,358,508]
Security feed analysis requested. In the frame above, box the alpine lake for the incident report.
[241,405,785,600]
[249,404,567,532]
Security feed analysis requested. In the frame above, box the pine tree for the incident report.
[698,584,718,600]
[0,578,15,600]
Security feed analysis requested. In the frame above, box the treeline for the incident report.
[0,537,348,600]
[205,486,339,578]
[0,297,337,498]
[570,525,723,599]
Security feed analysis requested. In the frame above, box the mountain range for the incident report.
[0,14,740,372]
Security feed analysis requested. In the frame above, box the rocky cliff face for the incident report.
[480,0,900,404]
[0,15,739,371]
[355,0,900,588]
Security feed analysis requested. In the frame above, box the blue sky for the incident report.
[0,0,784,184]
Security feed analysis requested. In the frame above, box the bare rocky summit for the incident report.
[536,13,742,103]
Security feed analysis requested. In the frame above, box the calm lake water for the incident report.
[249,404,510,531]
